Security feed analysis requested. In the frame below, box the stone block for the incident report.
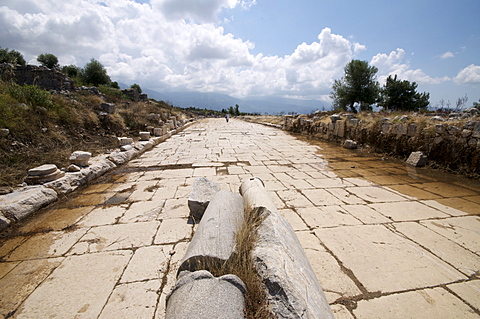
[100,103,115,114]
[179,191,244,274]
[166,270,246,319]
[330,114,341,123]
[343,139,358,149]
[0,212,11,231]
[0,186,58,221]
[69,151,91,167]
[407,123,418,137]
[27,164,58,176]
[188,177,221,221]
[406,151,427,167]
[118,137,133,146]
[334,120,345,137]
[434,124,445,134]
[381,122,392,134]
[120,144,133,152]
[139,131,150,141]
[153,127,163,136]
[393,123,407,135]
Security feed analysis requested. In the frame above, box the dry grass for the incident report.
[193,206,273,318]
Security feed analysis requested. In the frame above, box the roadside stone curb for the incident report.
[0,121,195,232]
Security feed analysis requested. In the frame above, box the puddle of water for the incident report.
[296,135,480,211]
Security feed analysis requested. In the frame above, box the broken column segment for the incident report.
[166,270,246,319]
[69,151,92,167]
[406,151,427,167]
[179,190,244,275]
[24,164,65,185]
[188,177,221,221]
[239,177,335,319]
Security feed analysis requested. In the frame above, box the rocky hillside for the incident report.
[0,80,194,187]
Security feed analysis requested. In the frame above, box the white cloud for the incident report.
[371,49,449,85]
[0,1,363,99]
[440,51,455,59]
[454,64,480,84]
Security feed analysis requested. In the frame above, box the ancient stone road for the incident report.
[1,118,479,318]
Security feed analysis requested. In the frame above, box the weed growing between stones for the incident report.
[188,206,273,318]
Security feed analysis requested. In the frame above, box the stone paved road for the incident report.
[1,118,479,318]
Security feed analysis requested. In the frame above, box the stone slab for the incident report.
[0,258,64,317]
[340,204,392,224]
[298,206,362,228]
[315,224,467,293]
[369,201,450,221]
[27,164,58,176]
[447,280,480,311]
[121,245,172,283]
[392,222,480,276]
[14,251,132,318]
[353,287,478,319]
[154,218,192,244]
[99,280,161,319]
[345,186,407,203]
[69,222,160,254]
[421,216,480,254]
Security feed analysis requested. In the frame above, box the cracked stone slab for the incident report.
[447,280,480,311]
[120,245,172,283]
[298,206,362,228]
[315,224,467,294]
[368,201,450,221]
[345,186,407,203]
[69,222,160,254]
[353,287,478,319]
[154,219,192,244]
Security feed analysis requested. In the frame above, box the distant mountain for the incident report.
[141,88,330,114]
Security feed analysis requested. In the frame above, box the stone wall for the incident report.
[121,88,148,102]
[0,63,75,91]
[283,114,480,177]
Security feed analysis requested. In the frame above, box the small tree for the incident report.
[234,104,240,116]
[111,81,120,89]
[82,58,110,86]
[130,83,142,93]
[330,60,380,113]
[37,53,59,69]
[379,75,429,111]
[0,48,26,65]
[61,64,80,78]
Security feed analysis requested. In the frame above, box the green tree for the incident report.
[379,75,429,111]
[61,64,80,78]
[37,53,59,69]
[82,58,110,86]
[228,106,235,115]
[130,83,142,93]
[111,81,120,89]
[473,99,480,110]
[234,104,240,116]
[331,60,380,113]
[0,48,26,65]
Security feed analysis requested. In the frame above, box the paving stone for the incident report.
[0,261,19,279]
[421,216,480,254]
[17,206,94,233]
[276,189,313,207]
[77,205,127,227]
[69,222,160,254]
[99,280,161,319]
[161,198,190,219]
[278,209,309,231]
[340,204,392,224]
[346,186,407,203]
[369,201,450,221]
[298,206,362,228]
[301,189,346,206]
[330,304,354,319]
[121,245,172,283]
[295,231,362,303]
[353,287,478,319]
[327,188,367,205]
[447,280,480,311]
[420,200,469,217]
[0,258,64,317]
[386,184,442,200]
[391,222,480,276]
[120,200,164,223]
[14,251,132,319]
[6,229,88,261]
[433,197,480,215]
[0,237,28,258]
[154,219,192,244]
[315,225,467,293]
[415,182,478,197]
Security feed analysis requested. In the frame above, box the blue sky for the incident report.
[1,0,479,109]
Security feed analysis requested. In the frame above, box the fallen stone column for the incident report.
[240,177,334,319]
[178,190,244,274]
[166,270,246,319]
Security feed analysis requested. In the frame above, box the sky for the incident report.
[1,0,479,109]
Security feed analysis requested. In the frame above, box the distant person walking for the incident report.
[225,114,229,122]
